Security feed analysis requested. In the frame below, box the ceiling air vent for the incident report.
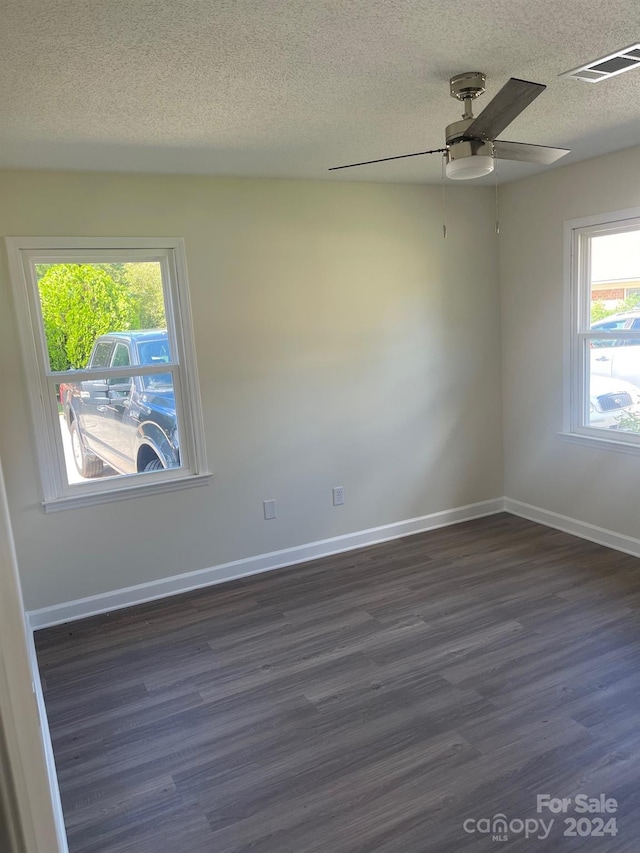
[561,44,640,82]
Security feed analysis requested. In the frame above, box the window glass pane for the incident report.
[91,341,113,367]
[111,343,131,367]
[56,370,180,485]
[35,262,168,372]
[143,372,173,391]
[8,238,206,506]
[138,338,170,365]
[110,344,132,387]
[590,337,638,349]
[591,319,629,331]
[588,373,640,434]
[590,231,640,326]
[589,336,640,385]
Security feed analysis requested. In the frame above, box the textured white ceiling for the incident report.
[1,0,639,183]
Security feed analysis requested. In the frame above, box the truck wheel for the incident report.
[143,458,164,472]
[70,420,104,478]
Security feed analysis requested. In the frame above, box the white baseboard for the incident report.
[504,498,640,559]
[27,496,640,632]
[27,498,504,630]
[24,627,70,853]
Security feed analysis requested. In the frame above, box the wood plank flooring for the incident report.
[35,513,640,852]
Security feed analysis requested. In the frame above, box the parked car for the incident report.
[62,330,179,478]
[590,311,640,387]
[589,374,640,430]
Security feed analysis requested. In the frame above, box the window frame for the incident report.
[564,207,640,451]
[6,237,210,511]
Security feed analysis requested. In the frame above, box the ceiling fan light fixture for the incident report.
[445,153,494,180]
[445,138,495,180]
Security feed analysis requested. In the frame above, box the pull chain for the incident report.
[441,153,447,238]
[494,155,500,235]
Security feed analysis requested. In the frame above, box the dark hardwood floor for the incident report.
[35,513,640,852]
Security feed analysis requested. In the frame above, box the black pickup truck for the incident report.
[61,330,180,478]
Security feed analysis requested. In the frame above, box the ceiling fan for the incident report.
[330,72,570,180]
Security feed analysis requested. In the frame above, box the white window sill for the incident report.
[559,431,640,457]
[43,472,212,513]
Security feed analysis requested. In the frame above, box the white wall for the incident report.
[499,146,640,536]
[0,458,66,852]
[0,171,502,610]
[0,720,23,853]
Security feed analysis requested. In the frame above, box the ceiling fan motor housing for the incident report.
[445,117,478,144]
[447,138,493,160]
[449,71,486,101]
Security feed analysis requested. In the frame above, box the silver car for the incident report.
[591,311,640,387]
[589,374,640,430]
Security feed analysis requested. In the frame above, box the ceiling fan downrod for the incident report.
[449,71,486,120]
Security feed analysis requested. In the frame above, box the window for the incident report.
[565,209,640,449]
[7,238,209,510]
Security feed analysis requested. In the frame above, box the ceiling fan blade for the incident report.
[493,139,570,164]
[466,78,546,142]
[328,147,446,171]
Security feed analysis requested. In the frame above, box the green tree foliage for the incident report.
[615,409,640,434]
[122,262,166,329]
[591,292,640,325]
[38,264,139,370]
[591,301,613,323]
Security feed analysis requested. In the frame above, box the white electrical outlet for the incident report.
[332,486,344,506]
[263,499,277,520]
